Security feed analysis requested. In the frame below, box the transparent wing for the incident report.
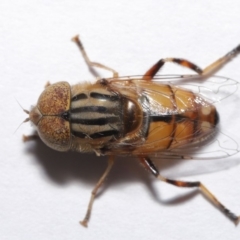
[108,74,238,103]
[148,129,240,177]
[107,75,240,176]
[114,123,239,159]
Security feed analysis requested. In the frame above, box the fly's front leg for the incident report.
[22,133,39,142]
[143,44,240,80]
[138,156,240,225]
[72,35,119,78]
[80,156,115,227]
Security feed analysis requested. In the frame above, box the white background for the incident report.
[1,1,240,240]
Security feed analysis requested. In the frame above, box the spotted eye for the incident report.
[38,82,71,115]
[29,82,72,151]
[37,116,71,151]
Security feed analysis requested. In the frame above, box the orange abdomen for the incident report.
[133,83,218,154]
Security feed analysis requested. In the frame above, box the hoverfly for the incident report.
[23,35,240,227]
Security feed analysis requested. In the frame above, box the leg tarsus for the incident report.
[138,156,240,225]
[202,43,240,76]
[234,216,240,226]
[22,134,39,142]
[80,156,115,227]
[72,35,119,78]
[158,175,240,224]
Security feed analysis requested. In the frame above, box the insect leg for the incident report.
[80,156,115,227]
[72,35,119,78]
[143,58,203,80]
[201,44,240,76]
[143,43,240,79]
[22,134,39,142]
[139,156,240,225]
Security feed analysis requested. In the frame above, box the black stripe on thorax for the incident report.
[71,106,108,113]
[72,129,119,139]
[90,92,120,101]
[70,116,118,125]
[71,93,88,101]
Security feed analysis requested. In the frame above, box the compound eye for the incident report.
[34,81,72,151]
[38,116,71,151]
[38,82,71,115]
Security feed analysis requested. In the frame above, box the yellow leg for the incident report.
[72,35,119,78]
[158,175,240,225]
[139,156,240,225]
[80,156,115,227]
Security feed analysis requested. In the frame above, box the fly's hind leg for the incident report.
[72,35,119,78]
[138,156,240,225]
[143,44,240,80]
[143,58,203,80]
[80,156,115,227]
